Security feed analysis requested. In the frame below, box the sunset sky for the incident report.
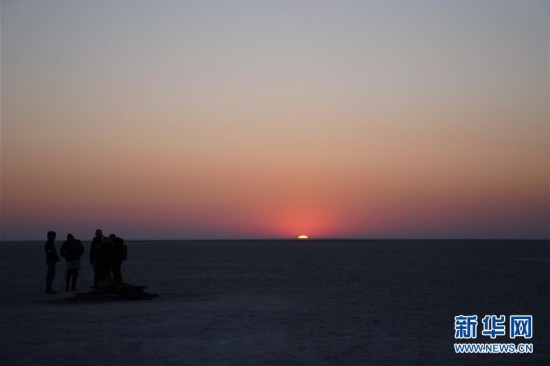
[2,0,549,240]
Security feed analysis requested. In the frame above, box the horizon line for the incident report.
[1,237,548,242]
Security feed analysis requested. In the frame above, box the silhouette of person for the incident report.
[60,234,84,291]
[109,234,127,283]
[44,231,59,294]
[90,229,103,286]
[96,235,114,284]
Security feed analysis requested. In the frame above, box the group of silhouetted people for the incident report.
[90,229,127,285]
[44,229,127,294]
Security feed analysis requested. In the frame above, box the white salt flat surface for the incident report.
[0,240,548,365]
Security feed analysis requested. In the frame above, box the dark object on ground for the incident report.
[55,282,158,303]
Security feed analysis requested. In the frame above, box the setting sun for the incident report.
[297,235,309,240]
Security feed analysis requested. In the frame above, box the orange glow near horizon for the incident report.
[2,2,549,240]
[297,235,309,240]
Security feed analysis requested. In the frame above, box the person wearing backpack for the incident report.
[60,233,84,291]
[109,234,127,283]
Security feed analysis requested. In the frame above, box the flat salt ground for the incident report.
[0,240,548,365]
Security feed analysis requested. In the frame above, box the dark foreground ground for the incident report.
[0,240,548,365]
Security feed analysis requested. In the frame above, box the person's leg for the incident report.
[71,269,78,290]
[65,269,71,291]
[95,265,108,285]
[113,265,122,282]
[93,265,100,286]
[46,263,56,293]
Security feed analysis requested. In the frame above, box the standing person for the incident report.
[97,235,114,284]
[109,234,127,283]
[90,229,103,286]
[44,231,59,294]
[60,234,84,291]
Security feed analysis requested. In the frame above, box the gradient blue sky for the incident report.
[1,0,549,240]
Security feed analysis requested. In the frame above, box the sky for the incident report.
[1,0,549,240]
